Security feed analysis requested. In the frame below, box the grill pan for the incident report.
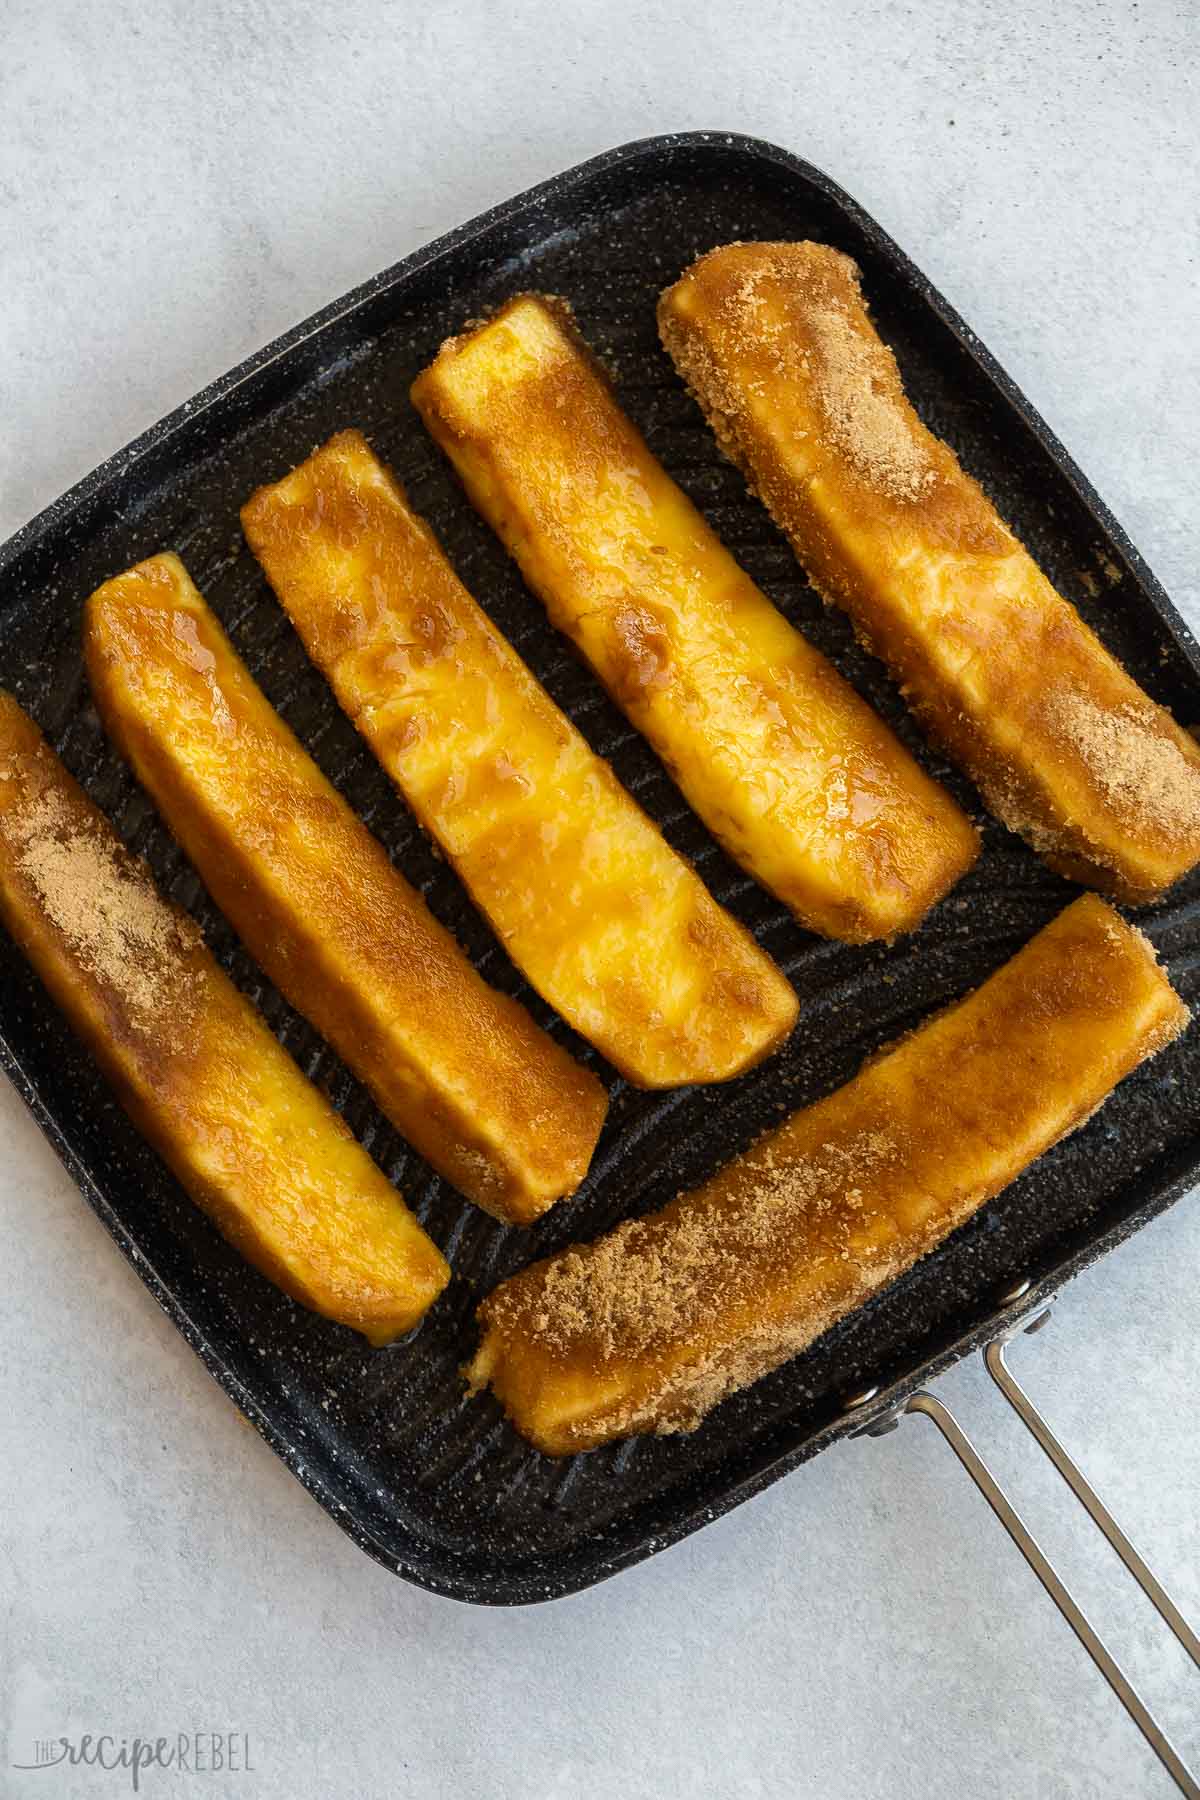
[2,131,1198,1608]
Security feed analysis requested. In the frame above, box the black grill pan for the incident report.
[2,132,1197,1605]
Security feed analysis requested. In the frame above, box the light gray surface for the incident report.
[1,2,1198,1796]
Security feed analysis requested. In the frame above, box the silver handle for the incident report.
[986,1321,1200,1674]
[847,1294,1199,1798]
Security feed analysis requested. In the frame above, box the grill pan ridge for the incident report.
[1,133,1197,1603]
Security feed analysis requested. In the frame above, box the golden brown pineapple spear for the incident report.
[242,429,798,1088]
[412,295,979,946]
[659,242,1200,904]
[0,691,448,1343]
[84,552,607,1227]
[471,895,1187,1453]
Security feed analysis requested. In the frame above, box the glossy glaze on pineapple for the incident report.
[471,896,1187,1452]
[412,295,979,944]
[242,430,798,1087]
[0,692,448,1341]
[659,242,1200,903]
[84,553,607,1225]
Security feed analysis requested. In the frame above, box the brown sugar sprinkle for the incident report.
[491,1128,895,1363]
[708,251,935,503]
[804,304,936,502]
[1048,688,1200,839]
[3,761,199,1023]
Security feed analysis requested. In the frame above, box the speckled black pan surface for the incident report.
[2,133,1198,1604]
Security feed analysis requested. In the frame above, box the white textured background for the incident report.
[2,3,1198,1797]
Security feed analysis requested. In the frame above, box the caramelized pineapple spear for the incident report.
[241,430,798,1087]
[0,692,448,1342]
[411,295,978,945]
[84,553,606,1226]
[470,895,1187,1452]
[659,242,1200,903]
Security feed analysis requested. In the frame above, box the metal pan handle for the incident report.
[848,1291,1199,1798]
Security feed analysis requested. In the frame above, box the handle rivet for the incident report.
[842,1384,880,1411]
[997,1277,1032,1306]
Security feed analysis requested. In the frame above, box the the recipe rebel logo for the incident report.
[11,1731,255,1790]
